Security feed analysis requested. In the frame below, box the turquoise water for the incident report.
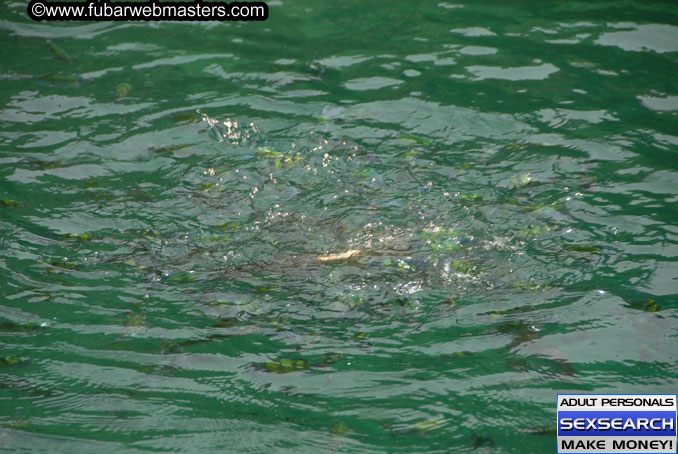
[1,1,677,452]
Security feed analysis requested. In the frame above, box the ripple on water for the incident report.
[0,1,677,453]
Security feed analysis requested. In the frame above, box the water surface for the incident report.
[1,1,677,452]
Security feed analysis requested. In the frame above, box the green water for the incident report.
[1,1,677,452]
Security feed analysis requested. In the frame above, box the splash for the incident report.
[197,109,259,144]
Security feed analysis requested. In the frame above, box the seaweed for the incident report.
[0,321,44,332]
[261,358,310,374]
[0,356,22,367]
[383,258,416,271]
[47,261,79,271]
[115,82,132,99]
[564,244,602,253]
[36,73,81,83]
[0,199,19,208]
[148,144,192,154]
[456,193,484,205]
[123,312,145,328]
[452,259,481,276]
[397,133,433,146]
[330,421,348,436]
[627,297,660,313]
[518,225,552,238]
[169,111,199,124]
[46,39,70,62]
[59,232,93,241]
[413,414,445,433]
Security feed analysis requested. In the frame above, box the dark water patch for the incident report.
[1,0,677,452]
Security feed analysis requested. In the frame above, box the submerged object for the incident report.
[46,39,70,62]
[36,73,81,83]
[115,82,132,99]
[317,249,361,262]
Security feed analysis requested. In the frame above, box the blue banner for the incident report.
[558,411,676,437]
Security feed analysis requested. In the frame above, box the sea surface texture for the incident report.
[1,1,677,452]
